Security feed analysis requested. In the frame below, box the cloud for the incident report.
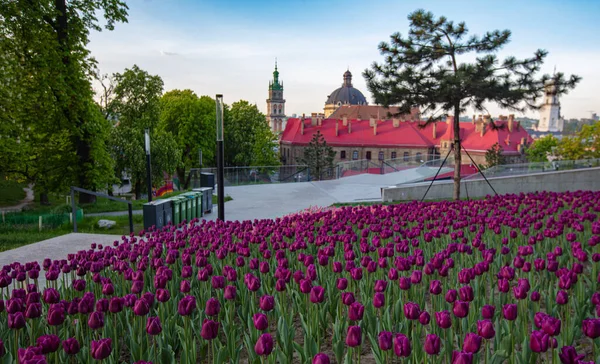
[160,50,179,56]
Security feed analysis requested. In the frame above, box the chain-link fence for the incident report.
[1,209,83,229]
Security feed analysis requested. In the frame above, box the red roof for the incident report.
[281,118,533,154]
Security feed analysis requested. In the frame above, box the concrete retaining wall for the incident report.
[381,167,600,202]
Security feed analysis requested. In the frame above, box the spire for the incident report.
[343,69,353,87]
[269,58,283,91]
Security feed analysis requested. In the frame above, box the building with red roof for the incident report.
[280,113,533,167]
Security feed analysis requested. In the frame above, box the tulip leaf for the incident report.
[490,349,508,364]
[159,344,176,364]
[2,352,12,364]
[367,333,384,364]
[293,341,306,363]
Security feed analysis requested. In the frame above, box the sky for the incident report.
[89,0,600,120]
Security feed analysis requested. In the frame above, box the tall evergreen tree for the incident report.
[485,143,505,168]
[364,9,580,199]
[300,131,336,181]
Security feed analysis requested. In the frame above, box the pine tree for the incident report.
[364,9,580,200]
[485,143,505,168]
[300,131,336,181]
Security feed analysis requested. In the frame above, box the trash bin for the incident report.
[193,187,213,214]
[163,200,173,226]
[181,193,198,220]
[171,197,182,224]
[200,173,215,189]
[143,199,170,230]
[176,196,188,223]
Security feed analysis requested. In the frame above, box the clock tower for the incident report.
[266,60,286,132]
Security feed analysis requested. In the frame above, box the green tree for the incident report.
[0,0,127,203]
[364,9,580,200]
[109,65,181,199]
[300,130,336,181]
[556,121,600,160]
[484,143,505,168]
[526,135,559,162]
[225,101,279,167]
[159,90,216,190]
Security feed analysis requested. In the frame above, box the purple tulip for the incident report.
[429,280,442,295]
[373,292,385,309]
[25,303,42,319]
[312,353,330,364]
[341,292,355,306]
[558,345,585,364]
[259,295,275,312]
[542,316,561,336]
[146,316,162,335]
[47,304,65,326]
[445,289,457,303]
[177,295,196,316]
[424,334,441,355]
[43,288,60,304]
[88,311,105,330]
[378,331,393,351]
[462,333,482,353]
[452,351,473,364]
[393,333,411,357]
[133,299,150,316]
[453,301,469,318]
[556,290,569,305]
[481,305,495,319]
[200,319,219,340]
[531,291,541,302]
[419,311,431,325]
[253,313,268,331]
[404,302,420,320]
[345,326,361,347]
[37,334,60,354]
[348,302,365,321]
[255,333,274,356]
[530,330,549,353]
[336,278,348,290]
[62,338,80,355]
[91,338,112,360]
[435,310,452,329]
[224,285,237,300]
[582,318,600,339]
[502,304,517,321]
[205,297,221,316]
[477,320,495,339]
[310,286,325,303]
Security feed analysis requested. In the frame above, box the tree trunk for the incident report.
[453,104,462,200]
[40,192,50,206]
[134,181,142,200]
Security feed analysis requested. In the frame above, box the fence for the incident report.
[190,165,325,187]
[463,158,600,181]
[1,210,84,230]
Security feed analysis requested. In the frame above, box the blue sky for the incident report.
[89,0,599,119]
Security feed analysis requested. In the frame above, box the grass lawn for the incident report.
[0,214,143,252]
[0,179,26,207]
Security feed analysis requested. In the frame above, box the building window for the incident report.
[403,152,410,162]
[391,152,397,159]
[366,151,372,160]
[378,151,384,160]
[352,151,359,160]
[340,151,346,159]
[416,152,422,162]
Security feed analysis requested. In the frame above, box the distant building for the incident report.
[280,114,533,167]
[537,79,564,133]
[323,70,369,118]
[266,61,286,133]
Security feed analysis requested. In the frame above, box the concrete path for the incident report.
[0,168,433,267]
[0,184,34,213]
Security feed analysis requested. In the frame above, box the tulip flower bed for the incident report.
[1,190,600,363]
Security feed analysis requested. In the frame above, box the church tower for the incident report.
[537,79,563,132]
[266,60,286,133]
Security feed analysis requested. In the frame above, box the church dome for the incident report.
[325,70,368,106]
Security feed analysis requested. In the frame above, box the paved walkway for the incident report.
[0,168,437,266]
[0,184,34,213]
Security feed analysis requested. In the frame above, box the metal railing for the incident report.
[192,165,323,186]
[463,158,600,181]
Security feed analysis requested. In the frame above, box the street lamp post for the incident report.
[215,94,225,221]
[144,128,152,202]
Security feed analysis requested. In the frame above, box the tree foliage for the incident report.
[526,135,559,162]
[556,121,600,160]
[300,131,336,181]
[484,143,505,168]
[0,0,128,203]
[225,101,279,167]
[364,9,580,200]
[109,65,181,199]
[159,90,216,190]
